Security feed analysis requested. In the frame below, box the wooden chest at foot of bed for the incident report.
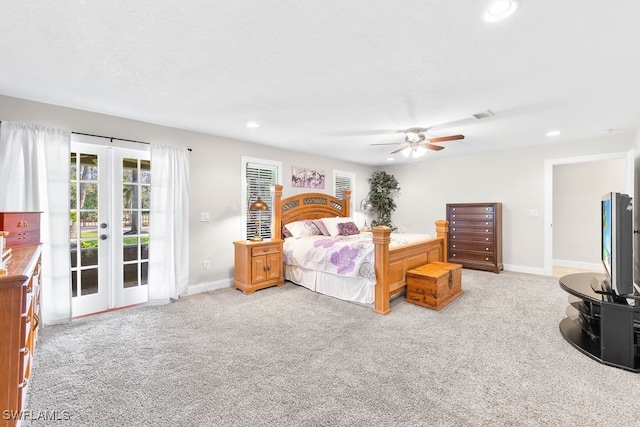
[405,262,463,311]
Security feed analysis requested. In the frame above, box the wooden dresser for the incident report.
[0,213,41,249]
[233,239,284,294]
[0,244,42,427]
[446,203,503,273]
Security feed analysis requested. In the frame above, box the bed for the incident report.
[272,185,449,314]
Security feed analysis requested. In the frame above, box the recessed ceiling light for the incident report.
[246,121,260,129]
[546,130,561,137]
[599,129,613,134]
[484,0,518,22]
[387,157,394,161]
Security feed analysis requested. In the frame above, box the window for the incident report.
[242,157,282,240]
[333,170,356,216]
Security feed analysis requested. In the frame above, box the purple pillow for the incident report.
[338,221,360,236]
[312,219,330,236]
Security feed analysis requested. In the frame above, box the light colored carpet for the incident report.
[25,269,640,426]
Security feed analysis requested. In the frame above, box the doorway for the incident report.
[70,140,150,317]
[544,150,634,276]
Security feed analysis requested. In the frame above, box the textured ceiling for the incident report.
[1,1,639,165]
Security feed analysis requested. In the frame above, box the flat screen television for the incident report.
[601,192,634,297]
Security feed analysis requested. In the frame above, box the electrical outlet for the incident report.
[203,260,210,269]
[528,210,539,218]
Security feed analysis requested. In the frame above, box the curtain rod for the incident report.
[0,122,192,151]
[72,131,193,152]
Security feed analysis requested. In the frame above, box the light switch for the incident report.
[200,212,210,222]
[528,210,539,218]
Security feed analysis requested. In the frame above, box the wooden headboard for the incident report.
[272,184,351,240]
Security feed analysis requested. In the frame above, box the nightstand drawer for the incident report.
[252,245,280,256]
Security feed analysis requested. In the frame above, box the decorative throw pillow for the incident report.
[285,220,322,238]
[282,225,293,238]
[321,217,354,237]
[338,221,360,236]
[312,219,330,236]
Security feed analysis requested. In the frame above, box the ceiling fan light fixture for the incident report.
[402,145,427,159]
[484,0,517,22]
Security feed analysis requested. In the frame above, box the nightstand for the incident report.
[233,239,284,294]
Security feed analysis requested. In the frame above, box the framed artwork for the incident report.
[292,166,325,189]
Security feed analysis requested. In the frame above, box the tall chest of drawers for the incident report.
[446,203,503,273]
[0,245,42,427]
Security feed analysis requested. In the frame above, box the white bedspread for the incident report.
[283,231,432,283]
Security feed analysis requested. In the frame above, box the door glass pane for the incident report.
[123,237,138,261]
[80,268,99,295]
[80,244,98,267]
[141,262,148,285]
[141,186,150,209]
[123,184,138,209]
[123,264,138,288]
[123,158,138,183]
[71,271,77,297]
[140,160,151,184]
[123,211,140,234]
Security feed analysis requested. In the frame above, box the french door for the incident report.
[70,141,150,317]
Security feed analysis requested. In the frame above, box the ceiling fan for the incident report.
[371,127,465,158]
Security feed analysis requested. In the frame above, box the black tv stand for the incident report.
[559,273,640,373]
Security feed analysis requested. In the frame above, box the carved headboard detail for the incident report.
[272,184,351,240]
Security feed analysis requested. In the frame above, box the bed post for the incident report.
[272,184,283,240]
[343,190,351,217]
[372,225,391,315]
[435,219,449,261]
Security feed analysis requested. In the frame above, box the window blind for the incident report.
[246,162,276,239]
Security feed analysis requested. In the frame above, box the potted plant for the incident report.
[367,171,400,230]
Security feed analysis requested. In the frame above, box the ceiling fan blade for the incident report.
[426,143,445,151]
[370,142,403,146]
[428,134,465,143]
[390,145,409,154]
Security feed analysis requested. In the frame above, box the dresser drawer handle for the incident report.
[485,238,489,241]
[18,220,30,228]
[263,248,270,252]
[486,248,489,251]
[452,245,456,248]
[486,257,489,261]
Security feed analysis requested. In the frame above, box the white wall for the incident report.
[383,134,635,274]
[0,95,374,292]
[1,94,636,284]
[552,159,626,269]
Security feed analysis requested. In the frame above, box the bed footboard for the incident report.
[372,221,449,315]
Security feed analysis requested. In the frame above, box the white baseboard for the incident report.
[503,264,547,276]
[186,278,233,295]
[553,259,603,272]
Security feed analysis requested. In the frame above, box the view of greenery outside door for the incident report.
[70,141,150,317]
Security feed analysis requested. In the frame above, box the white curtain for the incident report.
[148,143,189,303]
[0,121,71,325]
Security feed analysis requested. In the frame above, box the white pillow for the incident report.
[321,217,354,237]
[285,220,322,238]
